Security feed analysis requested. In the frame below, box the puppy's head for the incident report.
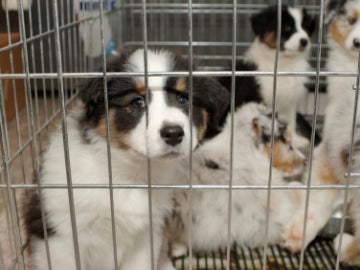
[251,5,315,55]
[245,103,305,176]
[79,48,229,159]
[326,0,360,54]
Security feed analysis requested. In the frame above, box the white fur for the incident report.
[167,103,304,253]
[126,49,173,90]
[130,90,196,158]
[29,49,198,270]
[245,27,312,149]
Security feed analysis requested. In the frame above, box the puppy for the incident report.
[220,5,316,149]
[282,0,360,265]
[164,103,305,258]
[23,48,229,270]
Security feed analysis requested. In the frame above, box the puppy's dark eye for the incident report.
[177,94,188,105]
[131,97,146,109]
[348,17,357,25]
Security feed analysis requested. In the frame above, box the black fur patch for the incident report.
[204,159,220,170]
[296,113,321,146]
[327,0,347,14]
[79,49,136,125]
[302,9,316,36]
[218,60,262,108]
[251,5,295,48]
[341,139,360,168]
[24,172,55,239]
[191,77,230,140]
[217,60,262,135]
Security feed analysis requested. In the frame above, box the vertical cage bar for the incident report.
[66,0,75,97]
[27,0,43,155]
[225,0,237,269]
[99,0,119,268]
[17,0,54,267]
[298,1,326,270]
[0,241,4,270]
[141,1,155,269]
[51,0,82,268]
[334,32,360,270]
[187,0,194,269]
[32,1,57,268]
[59,0,68,101]
[0,75,25,270]
[17,0,41,234]
[36,0,50,132]
[4,0,27,184]
[74,0,83,76]
[79,0,88,74]
[262,1,282,269]
[45,0,57,114]
[18,0,51,269]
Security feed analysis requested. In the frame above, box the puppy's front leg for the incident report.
[334,193,360,266]
[120,227,165,270]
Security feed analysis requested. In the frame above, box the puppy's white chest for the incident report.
[259,76,306,112]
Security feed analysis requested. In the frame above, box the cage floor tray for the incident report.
[173,238,360,270]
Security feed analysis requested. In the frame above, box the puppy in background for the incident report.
[163,103,305,259]
[282,0,360,265]
[23,48,229,270]
[220,5,316,149]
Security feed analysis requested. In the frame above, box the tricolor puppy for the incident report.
[220,5,316,149]
[163,103,305,258]
[282,1,360,266]
[23,48,229,270]
[325,0,360,107]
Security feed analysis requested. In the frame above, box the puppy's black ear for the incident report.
[79,77,105,120]
[327,0,347,13]
[251,10,268,37]
[302,9,316,37]
[325,0,347,23]
[252,118,271,145]
[79,49,133,121]
[251,5,279,37]
[195,77,230,138]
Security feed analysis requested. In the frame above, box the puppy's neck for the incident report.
[246,38,277,63]
[327,36,359,67]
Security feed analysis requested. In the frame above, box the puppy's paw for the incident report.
[159,260,177,270]
[282,222,305,252]
[171,243,187,258]
[293,134,310,150]
[334,233,360,266]
[281,214,317,252]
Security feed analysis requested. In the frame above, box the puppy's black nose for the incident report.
[300,38,308,48]
[354,38,360,48]
[160,125,184,146]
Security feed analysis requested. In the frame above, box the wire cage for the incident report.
[0,0,360,269]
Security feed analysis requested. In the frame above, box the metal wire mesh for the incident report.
[1,0,360,270]
[173,239,360,270]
